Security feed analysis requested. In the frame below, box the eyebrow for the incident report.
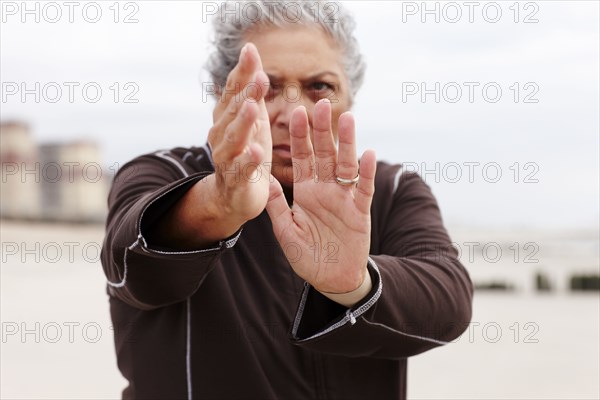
[267,71,341,82]
[305,71,341,81]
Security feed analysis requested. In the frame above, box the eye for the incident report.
[265,82,282,101]
[310,81,334,92]
[307,81,336,102]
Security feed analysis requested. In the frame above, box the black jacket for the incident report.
[101,145,473,399]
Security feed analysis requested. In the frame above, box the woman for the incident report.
[101,1,473,398]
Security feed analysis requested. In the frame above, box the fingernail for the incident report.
[240,44,248,60]
[321,98,330,105]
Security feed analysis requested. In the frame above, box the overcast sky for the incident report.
[1,1,598,230]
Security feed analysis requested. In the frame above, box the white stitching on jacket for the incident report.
[156,150,189,177]
[154,151,194,400]
[109,150,197,398]
[392,167,403,196]
[108,148,244,399]
[291,257,452,346]
[291,257,383,341]
[186,298,192,400]
[106,237,140,288]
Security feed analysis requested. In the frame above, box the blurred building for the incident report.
[1,121,41,220]
[1,121,109,223]
[39,141,108,222]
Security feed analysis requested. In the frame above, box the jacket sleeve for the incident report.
[100,150,242,310]
[290,166,474,359]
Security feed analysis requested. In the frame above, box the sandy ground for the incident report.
[1,221,127,399]
[1,221,599,399]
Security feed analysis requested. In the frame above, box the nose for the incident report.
[267,85,312,134]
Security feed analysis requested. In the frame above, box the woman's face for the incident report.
[245,25,352,188]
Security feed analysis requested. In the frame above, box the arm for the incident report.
[264,102,472,359]
[290,168,473,359]
[149,43,272,251]
[100,150,244,310]
[101,43,273,310]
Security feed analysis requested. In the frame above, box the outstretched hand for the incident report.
[209,43,272,225]
[266,99,377,296]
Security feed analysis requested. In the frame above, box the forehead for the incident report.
[245,25,345,79]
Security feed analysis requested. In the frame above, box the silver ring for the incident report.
[335,174,360,186]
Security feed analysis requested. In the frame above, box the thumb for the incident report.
[265,176,293,237]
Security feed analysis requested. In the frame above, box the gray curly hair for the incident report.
[205,0,366,102]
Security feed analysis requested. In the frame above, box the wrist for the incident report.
[317,269,373,308]
[205,174,243,221]
[199,175,246,237]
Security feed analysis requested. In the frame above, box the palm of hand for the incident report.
[266,100,377,294]
[208,44,273,222]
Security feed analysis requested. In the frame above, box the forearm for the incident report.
[148,44,272,251]
[148,173,247,250]
[101,155,244,309]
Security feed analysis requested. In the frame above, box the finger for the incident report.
[211,67,269,146]
[250,70,273,151]
[222,43,264,103]
[213,53,269,148]
[312,99,337,183]
[355,149,377,214]
[213,43,265,120]
[211,83,249,137]
[289,106,315,183]
[248,70,270,103]
[265,177,294,238]
[233,141,265,182]
[336,111,359,183]
[213,99,259,162]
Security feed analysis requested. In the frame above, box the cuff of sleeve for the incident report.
[290,257,383,342]
[136,171,243,256]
